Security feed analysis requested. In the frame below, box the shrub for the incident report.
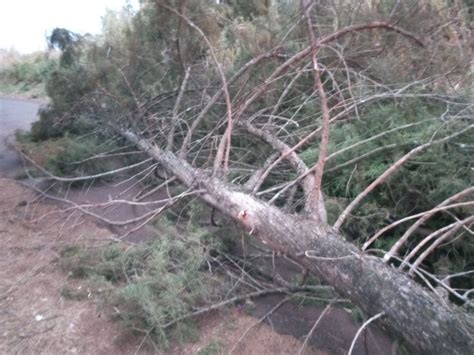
[44,135,124,179]
[0,51,58,96]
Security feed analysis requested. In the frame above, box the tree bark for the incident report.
[124,130,474,355]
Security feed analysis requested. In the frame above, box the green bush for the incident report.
[0,51,58,96]
[44,135,125,179]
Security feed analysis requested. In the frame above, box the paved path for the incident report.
[0,98,41,177]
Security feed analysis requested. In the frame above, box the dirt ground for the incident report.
[0,177,328,354]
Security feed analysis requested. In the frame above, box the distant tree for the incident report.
[47,28,82,66]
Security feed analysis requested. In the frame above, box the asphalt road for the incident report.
[0,98,41,177]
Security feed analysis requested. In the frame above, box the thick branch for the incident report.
[244,152,280,193]
[240,121,324,218]
[302,0,331,222]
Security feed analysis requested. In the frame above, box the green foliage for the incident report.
[44,135,124,179]
[0,51,58,97]
[224,0,271,19]
[59,229,224,349]
[396,342,411,355]
[15,132,134,182]
[1,53,57,85]
[350,307,365,324]
[198,340,224,355]
[28,0,290,140]
[48,28,82,66]
[320,100,473,248]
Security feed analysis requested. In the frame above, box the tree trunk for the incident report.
[125,131,474,354]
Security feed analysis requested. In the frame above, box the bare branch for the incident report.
[326,118,437,162]
[298,303,332,355]
[244,152,280,193]
[406,216,474,275]
[229,296,293,354]
[179,49,283,158]
[382,187,474,260]
[320,21,424,48]
[16,144,154,183]
[301,0,331,223]
[325,143,399,174]
[362,200,474,251]
[167,66,191,151]
[240,121,326,219]
[241,121,309,177]
[348,312,385,355]
[163,286,328,330]
[158,2,233,176]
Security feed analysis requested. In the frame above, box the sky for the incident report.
[0,0,139,53]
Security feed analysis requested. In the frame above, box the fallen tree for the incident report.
[122,129,473,354]
[27,1,474,353]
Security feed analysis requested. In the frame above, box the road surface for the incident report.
[0,97,41,177]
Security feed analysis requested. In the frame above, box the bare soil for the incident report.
[0,178,327,354]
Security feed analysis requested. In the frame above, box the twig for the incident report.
[229,295,293,354]
[163,287,313,329]
[15,144,153,182]
[348,312,384,355]
[408,216,474,275]
[179,49,281,158]
[298,303,332,355]
[167,66,191,150]
[362,200,474,252]
[158,3,234,177]
[382,187,474,261]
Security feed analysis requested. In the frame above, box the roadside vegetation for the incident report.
[13,0,473,352]
[0,49,58,99]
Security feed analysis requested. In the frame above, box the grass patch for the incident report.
[198,340,225,355]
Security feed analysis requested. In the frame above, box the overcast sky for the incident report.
[0,0,139,53]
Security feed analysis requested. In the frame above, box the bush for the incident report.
[44,135,125,179]
[0,51,58,96]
